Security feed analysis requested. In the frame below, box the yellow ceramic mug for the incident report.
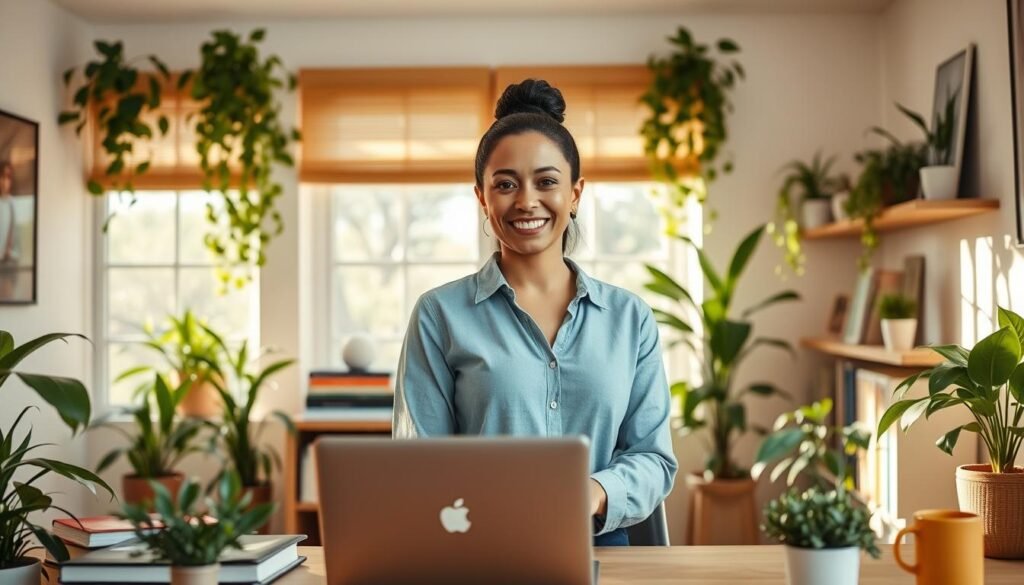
[894,510,984,585]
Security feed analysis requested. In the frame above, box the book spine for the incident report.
[306,395,394,408]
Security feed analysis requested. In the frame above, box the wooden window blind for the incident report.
[493,65,652,181]
[299,67,492,183]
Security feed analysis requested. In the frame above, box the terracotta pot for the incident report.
[174,371,222,419]
[170,564,219,585]
[685,472,759,545]
[123,473,185,509]
[0,559,41,585]
[242,484,273,534]
[955,464,1024,559]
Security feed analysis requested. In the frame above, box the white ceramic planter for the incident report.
[0,559,42,585]
[831,191,851,221]
[801,199,832,229]
[784,546,860,585]
[920,166,958,200]
[881,319,917,352]
[171,564,220,585]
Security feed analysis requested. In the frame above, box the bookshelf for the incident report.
[801,337,943,368]
[283,417,392,544]
[802,198,999,239]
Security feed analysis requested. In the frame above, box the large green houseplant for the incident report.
[0,331,113,583]
[640,25,743,230]
[877,306,1024,558]
[95,374,207,508]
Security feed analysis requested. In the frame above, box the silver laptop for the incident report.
[315,437,594,585]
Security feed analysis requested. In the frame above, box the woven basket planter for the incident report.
[955,464,1024,559]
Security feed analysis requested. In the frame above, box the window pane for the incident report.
[107,342,166,406]
[106,192,176,265]
[406,185,478,261]
[593,183,666,258]
[407,264,475,310]
[178,268,253,338]
[331,186,403,262]
[107,268,175,336]
[178,191,221,264]
[333,266,404,338]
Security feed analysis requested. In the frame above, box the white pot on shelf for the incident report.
[920,166,958,200]
[784,546,860,585]
[881,318,918,352]
[831,191,851,221]
[800,199,832,230]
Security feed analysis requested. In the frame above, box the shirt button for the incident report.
[550,401,558,409]
[549,360,557,369]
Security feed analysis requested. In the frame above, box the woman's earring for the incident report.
[570,209,578,220]
[482,218,492,238]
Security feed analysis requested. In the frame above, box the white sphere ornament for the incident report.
[342,335,376,371]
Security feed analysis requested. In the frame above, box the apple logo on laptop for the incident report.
[440,498,471,533]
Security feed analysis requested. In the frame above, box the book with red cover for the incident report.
[52,516,162,549]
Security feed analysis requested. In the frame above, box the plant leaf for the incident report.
[741,290,800,319]
[967,327,1021,388]
[877,398,926,437]
[998,307,1024,349]
[755,428,803,463]
[11,372,90,433]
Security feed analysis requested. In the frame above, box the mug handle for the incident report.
[893,526,920,574]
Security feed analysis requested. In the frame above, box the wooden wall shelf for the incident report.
[801,337,943,368]
[802,199,999,239]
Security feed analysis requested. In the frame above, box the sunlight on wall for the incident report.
[960,235,1024,347]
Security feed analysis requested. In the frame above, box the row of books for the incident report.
[306,369,393,409]
[50,516,305,584]
[842,255,925,345]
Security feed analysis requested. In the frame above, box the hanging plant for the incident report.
[59,41,171,202]
[640,26,743,233]
[185,29,299,289]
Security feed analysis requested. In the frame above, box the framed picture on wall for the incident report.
[1009,0,1024,245]
[0,109,38,304]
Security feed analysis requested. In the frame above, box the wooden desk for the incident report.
[280,545,1022,584]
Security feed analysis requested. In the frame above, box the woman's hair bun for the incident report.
[494,79,566,123]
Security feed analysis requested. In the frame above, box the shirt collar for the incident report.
[473,252,608,309]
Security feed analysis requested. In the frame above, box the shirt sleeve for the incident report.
[392,294,457,438]
[590,304,679,534]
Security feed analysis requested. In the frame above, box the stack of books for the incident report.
[305,369,393,410]
[52,516,158,550]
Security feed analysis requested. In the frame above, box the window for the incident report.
[96,191,259,407]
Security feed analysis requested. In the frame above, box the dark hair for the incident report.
[475,79,582,254]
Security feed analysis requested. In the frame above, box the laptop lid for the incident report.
[315,436,594,585]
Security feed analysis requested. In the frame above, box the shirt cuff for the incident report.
[590,469,627,536]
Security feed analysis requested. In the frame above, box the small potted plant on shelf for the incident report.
[0,331,114,585]
[95,374,207,507]
[644,225,799,544]
[769,152,848,275]
[878,306,1024,559]
[122,473,274,585]
[200,325,295,518]
[878,293,918,352]
[756,399,879,585]
[118,310,225,419]
[874,93,959,200]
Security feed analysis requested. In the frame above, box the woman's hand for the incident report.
[589,479,608,517]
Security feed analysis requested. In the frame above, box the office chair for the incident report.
[626,502,670,546]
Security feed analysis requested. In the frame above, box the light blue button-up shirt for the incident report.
[393,252,678,535]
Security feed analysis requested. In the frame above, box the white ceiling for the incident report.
[54,0,894,24]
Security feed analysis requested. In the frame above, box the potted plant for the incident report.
[644,225,799,543]
[0,331,114,585]
[877,293,918,352]
[756,399,879,585]
[200,327,295,520]
[877,306,1024,558]
[122,473,274,585]
[95,374,207,507]
[640,25,743,230]
[769,152,848,275]
[874,93,959,200]
[118,310,224,418]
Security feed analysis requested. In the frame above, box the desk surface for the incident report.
[281,545,1021,584]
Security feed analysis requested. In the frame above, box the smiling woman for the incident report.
[392,79,679,548]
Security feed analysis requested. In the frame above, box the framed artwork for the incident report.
[1009,0,1024,244]
[0,108,38,304]
[930,44,973,191]
[827,294,849,337]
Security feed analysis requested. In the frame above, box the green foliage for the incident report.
[59,41,171,204]
[199,326,295,487]
[94,374,206,479]
[878,306,1024,473]
[762,486,880,558]
[644,225,800,478]
[875,91,959,166]
[116,310,222,398]
[188,29,299,290]
[768,152,849,275]
[877,293,918,320]
[0,331,114,568]
[846,140,928,269]
[121,472,273,567]
[640,26,743,231]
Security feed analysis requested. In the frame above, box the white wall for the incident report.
[0,0,97,517]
